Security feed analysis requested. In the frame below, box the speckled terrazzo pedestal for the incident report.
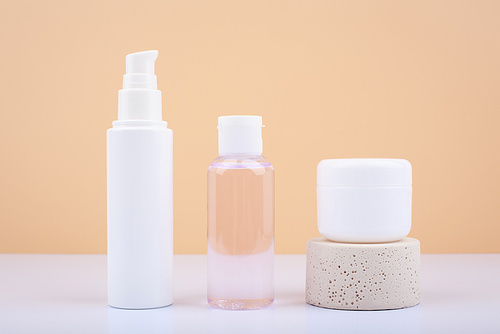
[306,237,420,310]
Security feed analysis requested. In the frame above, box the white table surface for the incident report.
[0,254,499,334]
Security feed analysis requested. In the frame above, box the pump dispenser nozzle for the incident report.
[123,50,158,90]
[126,50,158,74]
[118,50,162,120]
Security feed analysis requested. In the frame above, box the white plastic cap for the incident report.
[218,116,263,155]
[118,50,162,121]
[317,159,412,187]
[317,158,412,243]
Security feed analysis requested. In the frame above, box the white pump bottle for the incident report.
[107,50,173,309]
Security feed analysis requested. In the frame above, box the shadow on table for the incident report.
[305,303,421,334]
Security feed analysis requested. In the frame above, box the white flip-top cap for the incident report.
[218,115,263,155]
[317,159,412,187]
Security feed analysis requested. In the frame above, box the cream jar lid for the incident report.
[317,159,412,187]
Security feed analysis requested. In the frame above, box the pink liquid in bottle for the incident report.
[207,155,274,310]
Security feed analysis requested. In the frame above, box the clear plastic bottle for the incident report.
[207,116,275,310]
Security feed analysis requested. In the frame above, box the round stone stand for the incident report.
[306,237,420,310]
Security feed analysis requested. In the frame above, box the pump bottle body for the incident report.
[107,121,173,309]
[207,116,274,310]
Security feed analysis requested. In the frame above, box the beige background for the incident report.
[1,1,499,254]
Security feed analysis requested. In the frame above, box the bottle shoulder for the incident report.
[108,120,170,131]
[208,155,273,170]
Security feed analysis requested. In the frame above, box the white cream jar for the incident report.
[317,159,412,243]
